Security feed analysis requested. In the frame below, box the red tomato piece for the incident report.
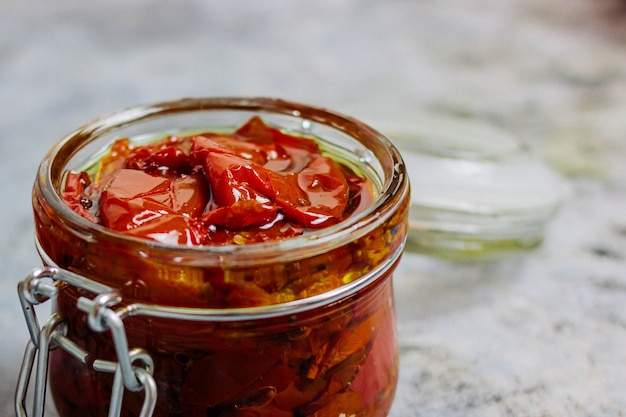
[192,133,269,165]
[179,351,279,406]
[62,171,96,222]
[201,200,279,229]
[125,136,193,174]
[123,214,206,245]
[351,310,397,407]
[99,169,208,244]
[234,116,319,154]
[198,152,273,207]
[194,139,348,229]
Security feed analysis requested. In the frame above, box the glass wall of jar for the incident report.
[31,97,410,417]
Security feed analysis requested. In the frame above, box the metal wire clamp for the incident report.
[15,266,157,417]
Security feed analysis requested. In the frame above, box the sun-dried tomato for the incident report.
[63,116,371,245]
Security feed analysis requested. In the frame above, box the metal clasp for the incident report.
[15,267,157,417]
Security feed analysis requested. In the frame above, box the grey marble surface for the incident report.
[2,1,626,416]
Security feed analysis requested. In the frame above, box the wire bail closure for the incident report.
[15,266,157,417]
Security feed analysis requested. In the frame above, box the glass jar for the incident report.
[27,98,410,417]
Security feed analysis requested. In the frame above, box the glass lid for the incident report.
[369,113,570,261]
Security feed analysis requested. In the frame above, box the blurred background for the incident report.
[2,1,626,416]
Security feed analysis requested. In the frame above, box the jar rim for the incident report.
[36,97,408,268]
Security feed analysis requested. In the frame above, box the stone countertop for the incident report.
[2,1,626,416]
